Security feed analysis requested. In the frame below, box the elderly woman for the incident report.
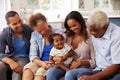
[22,13,64,80]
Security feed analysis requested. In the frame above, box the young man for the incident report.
[78,10,120,80]
[0,11,33,80]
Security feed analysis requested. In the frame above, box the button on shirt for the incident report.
[92,23,120,70]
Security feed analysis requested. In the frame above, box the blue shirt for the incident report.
[92,23,120,70]
[41,44,53,61]
[14,36,28,57]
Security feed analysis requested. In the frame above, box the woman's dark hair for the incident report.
[49,33,64,44]
[5,11,19,24]
[64,11,88,41]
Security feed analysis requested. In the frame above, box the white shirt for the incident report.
[50,43,73,66]
[92,23,120,70]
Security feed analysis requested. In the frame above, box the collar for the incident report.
[101,23,112,40]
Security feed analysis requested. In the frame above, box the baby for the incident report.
[49,33,74,71]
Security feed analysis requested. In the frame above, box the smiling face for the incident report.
[88,25,106,38]
[33,21,49,36]
[52,35,64,49]
[67,19,81,34]
[7,14,23,33]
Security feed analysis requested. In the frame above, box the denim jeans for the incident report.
[46,68,65,80]
[103,73,120,80]
[109,73,120,80]
[65,67,120,80]
[64,67,94,80]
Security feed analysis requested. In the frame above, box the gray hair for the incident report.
[87,10,109,29]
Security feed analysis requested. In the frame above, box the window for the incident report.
[10,0,120,23]
[38,0,64,20]
[79,0,120,17]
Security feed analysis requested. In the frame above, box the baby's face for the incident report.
[53,35,64,49]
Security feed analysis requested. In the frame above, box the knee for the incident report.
[22,69,34,80]
[112,74,120,80]
[46,68,55,76]
[23,68,33,75]
[23,69,33,77]
[46,68,62,78]
[34,75,45,80]
[76,68,93,79]
[65,70,74,78]
[47,68,65,80]
[46,68,55,80]
[0,62,7,72]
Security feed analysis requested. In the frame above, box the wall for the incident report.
[0,0,10,31]
[110,17,120,26]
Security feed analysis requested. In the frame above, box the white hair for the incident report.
[87,10,109,29]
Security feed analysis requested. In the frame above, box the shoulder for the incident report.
[83,36,92,45]
[109,23,120,39]
[0,27,11,36]
[0,27,12,41]
[31,31,43,39]
[23,24,33,32]
[50,47,56,53]
[111,23,120,33]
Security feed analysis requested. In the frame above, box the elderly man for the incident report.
[78,10,120,80]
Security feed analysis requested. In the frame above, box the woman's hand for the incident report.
[41,61,53,70]
[70,60,82,69]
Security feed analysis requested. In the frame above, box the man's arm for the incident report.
[2,57,23,74]
[79,64,120,80]
[92,64,120,79]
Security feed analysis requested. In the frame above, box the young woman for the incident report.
[46,11,96,80]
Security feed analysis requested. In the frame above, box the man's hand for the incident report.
[2,57,22,74]
[9,60,23,74]
[78,75,97,80]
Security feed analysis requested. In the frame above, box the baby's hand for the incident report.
[47,61,54,67]
[53,56,63,63]
[53,63,60,68]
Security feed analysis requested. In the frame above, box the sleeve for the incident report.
[64,43,71,53]
[88,38,96,68]
[111,33,120,64]
[0,31,8,61]
[29,32,41,62]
